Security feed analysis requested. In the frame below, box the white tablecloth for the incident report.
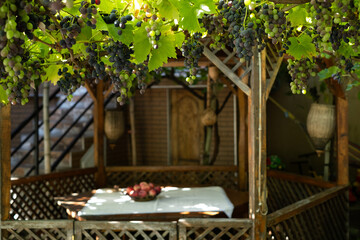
[78,186,234,218]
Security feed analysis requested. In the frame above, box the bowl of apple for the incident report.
[125,182,162,202]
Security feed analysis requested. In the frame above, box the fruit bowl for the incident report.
[125,182,162,202]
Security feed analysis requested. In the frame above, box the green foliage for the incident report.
[0,0,360,105]
[287,34,316,60]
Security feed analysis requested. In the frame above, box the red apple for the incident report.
[130,190,139,197]
[149,183,154,189]
[138,190,147,198]
[154,186,161,194]
[126,187,133,195]
[149,189,157,197]
[133,184,141,191]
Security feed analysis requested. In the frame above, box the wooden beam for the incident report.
[265,56,284,99]
[203,47,251,96]
[0,104,11,221]
[237,68,249,191]
[336,97,349,185]
[93,81,106,187]
[267,185,348,227]
[85,81,96,101]
[248,49,267,239]
[104,83,114,99]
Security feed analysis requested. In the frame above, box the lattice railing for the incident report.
[266,185,348,240]
[74,221,177,240]
[0,220,73,240]
[178,218,252,240]
[10,168,96,220]
[105,166,238,190]
[267,170,336,213]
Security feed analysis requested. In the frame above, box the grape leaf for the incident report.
[133,25,151,64]
[0,85,8,104]
[98,0,126,13]
[76,25,92,41]
[95,14,108,31]
[287,6,308,27]
[107,24,134,46]
[73,42,88,57]
[338,42,356,59]
[62,6,79,16]
[287,34,316,60]
[43,65,62,84]
[318,66,340,81]
[148,31,177,71]
[157,0,179,20]
[174,32,185,48]
[169,0,215,32]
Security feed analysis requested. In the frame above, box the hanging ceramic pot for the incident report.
[104,109,125,143]
[306,103,335,151]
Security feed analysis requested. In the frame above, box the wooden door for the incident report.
[171,89,204,165]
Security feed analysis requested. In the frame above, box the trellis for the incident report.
[0,35,350,240]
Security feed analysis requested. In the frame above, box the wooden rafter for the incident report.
[203,47,251,96]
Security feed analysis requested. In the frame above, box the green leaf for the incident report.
[338,42,356,59]
[72,43,88,57]
[287,6,307,28]
[157,0,179,20]
[133,25,151,64]
[169,0,215,32]
[148,31,177,71]
[107,24,134,46]
[95,14,108,31]
[318,66,340,81]
[76,25,92,42]
[174,32,185,48]
[287,34,316,60]
[43,64,62,84]
[97,0,126,13]
[62,6,79,17]
[0,85,8,104]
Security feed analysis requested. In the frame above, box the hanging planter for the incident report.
[104,109,125,144]
[306,103,335,152]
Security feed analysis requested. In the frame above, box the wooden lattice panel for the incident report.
[75,221,177,240]
[201,39,252,96]
[0,220,73,240]
[267,190,348,240]
[267,176,325,213]
[10,168,96,220]
[105,166,238,190]
[178,218,252,240]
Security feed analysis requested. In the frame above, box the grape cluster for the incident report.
[287,58,317,94]
[133,63,148,94]
[59,16,81,48]
[57,66,84,97]
[79,1,98,29]
[85,43,106,83]
[114,14,132,36]
[0,0,47,104]
[181,34,204,84]
[201,14,230,50]
[145,14,164,49]
[260,4,286,45]
[105,40,135,104]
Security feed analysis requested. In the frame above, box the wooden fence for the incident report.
[266,185,348,240]
[10,168,96,220]
[106,166,239,190]
[0,219,252,240]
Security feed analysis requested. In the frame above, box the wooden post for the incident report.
[238,69,249,191]
[336,97,348,185]
[93,81,106,187]
[43,82,51,174]
[248,49,267,239]
[0,104,11,221]
[129,98,137,166]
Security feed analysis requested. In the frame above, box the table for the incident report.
[55,186,248,221]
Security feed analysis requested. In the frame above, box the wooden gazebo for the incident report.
[0,41,349,240]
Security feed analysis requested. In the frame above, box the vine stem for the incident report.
[33,36,59,51]
[121,1,132,16]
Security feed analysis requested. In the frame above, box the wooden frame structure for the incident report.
[0,41,349,240]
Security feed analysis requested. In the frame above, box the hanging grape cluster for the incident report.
[181,33,204,84]
[287,58,317,94]
[57,67,85,98]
